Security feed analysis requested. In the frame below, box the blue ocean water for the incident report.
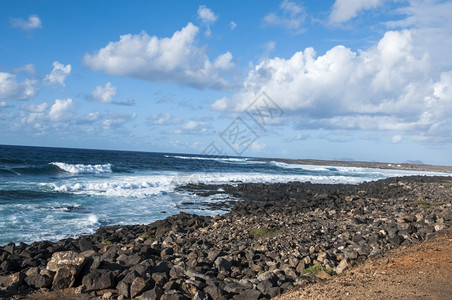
[0,144,448,245]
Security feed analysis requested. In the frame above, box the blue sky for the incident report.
[1,0,451,165]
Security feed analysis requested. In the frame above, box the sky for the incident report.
[1,0,452,165]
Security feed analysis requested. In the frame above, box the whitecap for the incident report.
[50,162,113,174]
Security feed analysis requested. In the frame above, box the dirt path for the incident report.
[276,229,452,300]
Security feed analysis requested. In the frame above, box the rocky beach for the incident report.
[1,175,452,299]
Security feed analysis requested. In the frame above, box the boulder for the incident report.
[24,273,52,288]
[214,257,232,272]
[142,286,163,300]
[81,270,114,291]
[131,276,151,298]
[233,289,261,300]
[0,272,25,294]
[46,251,87,290]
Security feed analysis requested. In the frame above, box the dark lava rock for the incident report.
[24,273,52,289]
[81,269,114,291]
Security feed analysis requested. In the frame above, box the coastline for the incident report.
[257,157,452,173]
[1,175,452,299]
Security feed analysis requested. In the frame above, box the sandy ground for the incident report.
[276,229,452,300]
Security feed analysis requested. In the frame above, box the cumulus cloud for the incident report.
[386,0,452,71]
[212,29,452,141]
[91,82,117,103]
[197,5,218,36]
[48,99,74,121]
[0,72,38,100]
[84,23,236,90]
[329,0,385,24]
[230,21,237,30]
[10,14,42,30]
[263,0,306,33]
[44,61,71,87]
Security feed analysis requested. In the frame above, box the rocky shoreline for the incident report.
[1,175,452,299]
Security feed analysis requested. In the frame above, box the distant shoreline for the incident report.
[256,157,452,173]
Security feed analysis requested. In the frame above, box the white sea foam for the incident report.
[50,162,113,174]
[270,161,332,171]
[44,170,391,199]
[165,155,250,163]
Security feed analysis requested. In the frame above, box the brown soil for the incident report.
[276,229,452,300]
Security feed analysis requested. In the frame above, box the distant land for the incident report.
[404,160,424,165]
[259,158,452,173]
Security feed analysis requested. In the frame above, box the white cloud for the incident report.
[0,101,6,107]
[102,112,135,130]
[22,102,49,113]
[197,5,218,24]
[91,82,117,103]
[386,0,452,71]
[263,0,306,33]
[148,113,182,126]
[329,0,385,24]
[230,21,237,30]
[10,14,42,30]
[44,61,71,87]
[175,118,212,135]
[197,5,218,36]
[13,64,35,75]
[284,133,307,142]
[391,135,402,143]
[84,23,236,90]
[48,99,74,121]
[213,29,452,141]
[0,72,38,100]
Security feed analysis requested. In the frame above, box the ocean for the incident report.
[0,144,448,246]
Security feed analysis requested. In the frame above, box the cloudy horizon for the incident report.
[1,1,451,165]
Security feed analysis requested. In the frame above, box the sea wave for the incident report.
[50,162,113,174]
[46,172,379,199]
[165,155,250,163]
[269,161,333,171]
